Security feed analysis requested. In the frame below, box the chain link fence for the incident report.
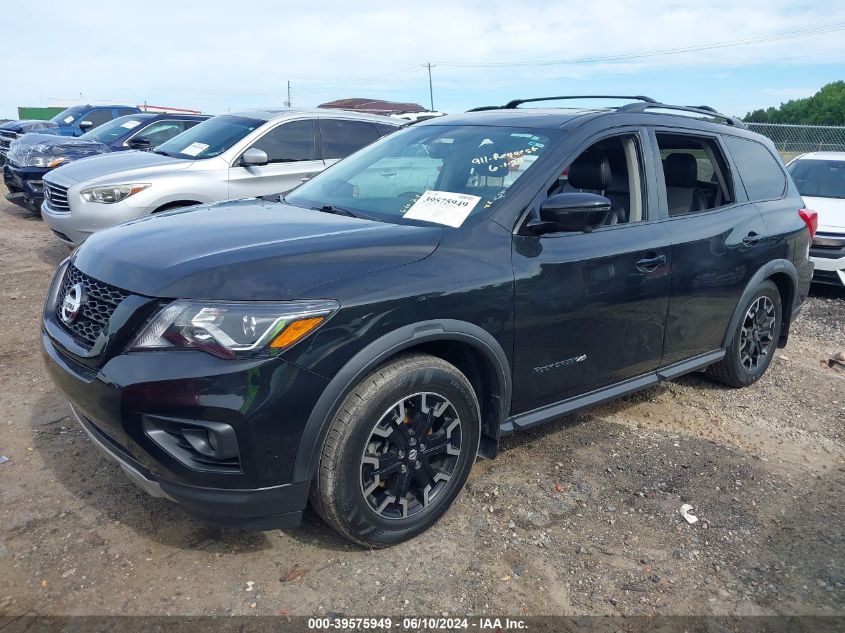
[745,123,845,162]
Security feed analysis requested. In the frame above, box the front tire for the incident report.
[707,280,782,388]
[310,353,481,547]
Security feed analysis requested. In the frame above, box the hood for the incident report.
[0,119,59,134]
[73,200,442,300]
[47,149,193,183]
[7,133,109,166]
[803,196,845,232]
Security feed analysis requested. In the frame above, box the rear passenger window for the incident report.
[375,123,399,137]
[723,136,787,201]
[656,133,734,216]
[249,119,316,163]
[321,120,380,159]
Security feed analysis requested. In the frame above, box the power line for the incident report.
[300,65,420,90]
[434,22,845,68]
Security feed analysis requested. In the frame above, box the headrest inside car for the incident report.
[568,150,612,190]
[663,153,699,188]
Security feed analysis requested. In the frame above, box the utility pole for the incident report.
[422,63,436,111]
[284,81,292,108]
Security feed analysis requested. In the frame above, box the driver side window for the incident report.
[249,120,316,163]
[133,121,187,146]
[83,109,115,129]
[548,133,646,224]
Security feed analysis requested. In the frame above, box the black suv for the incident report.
[42,96,816,547]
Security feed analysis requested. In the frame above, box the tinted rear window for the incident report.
[320,119,380,159]
[723,136,787,201]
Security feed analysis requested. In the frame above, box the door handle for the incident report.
[636,253,667,272]
[379,171,398,177]
[743,231,763,246]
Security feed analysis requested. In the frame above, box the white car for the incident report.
[787,151,845,287]
[41,109,400,246]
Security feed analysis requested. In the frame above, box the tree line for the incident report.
[744,81,845,125]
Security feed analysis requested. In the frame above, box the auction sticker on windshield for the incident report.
[121,120,142,129]
[403,190,480,228]
[180,142,209,157]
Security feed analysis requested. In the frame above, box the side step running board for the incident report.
[500,350,725,436]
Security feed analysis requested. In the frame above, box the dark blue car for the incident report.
[4,112,208,212]
[0,104,143,165]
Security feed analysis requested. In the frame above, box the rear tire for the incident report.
[310,353,480,547]
[707,280,782,388]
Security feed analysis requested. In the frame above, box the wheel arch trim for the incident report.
[292,319,512,483]
[722,258,797,349]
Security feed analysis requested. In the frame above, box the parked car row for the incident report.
[4,112,208,212]
[0,104,143,165]
[37,95,820,546]
[39,108,401,245]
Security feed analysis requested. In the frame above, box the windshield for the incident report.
[788,159,845,199]
[285,124,559,227]
[154,115,263,159]
[50,106,86,125]
[80,114,155,143]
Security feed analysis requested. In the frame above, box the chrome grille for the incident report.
[0,131,17,153]
[56,263,129,348]
[44,182,70,212]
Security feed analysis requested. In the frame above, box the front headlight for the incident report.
[29,155,67,168]
[131,300,339,359]
[81,183,150,204]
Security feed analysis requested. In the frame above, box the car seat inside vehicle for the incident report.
[662,153,709,215]
[551,135,643,224]
[655,133,734,215]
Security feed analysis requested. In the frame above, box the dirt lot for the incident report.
[0,188,843,618]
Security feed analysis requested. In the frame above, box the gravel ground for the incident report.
[0,188,842,617]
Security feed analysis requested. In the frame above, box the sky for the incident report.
[2,0,844,120]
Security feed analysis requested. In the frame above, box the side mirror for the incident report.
[127,137,151,150]
[78,120,94,130]
[241,148,269,166]
[527,192,612,235]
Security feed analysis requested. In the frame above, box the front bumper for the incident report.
[70,403,308,530]
[41,259,331,528]
[4,163,47,211]
[42,328,328,529]
[810,238,845,287]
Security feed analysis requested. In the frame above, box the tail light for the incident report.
[799,208,818,239]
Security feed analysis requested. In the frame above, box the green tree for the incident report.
[744,81,845,124]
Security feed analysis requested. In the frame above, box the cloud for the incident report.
[1,0,844,117]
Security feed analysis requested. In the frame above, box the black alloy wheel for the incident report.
[707,280,782,388]
[311,353,480,547]
[360,392,462,520]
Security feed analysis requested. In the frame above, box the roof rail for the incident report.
[465,96,746,128]
[502,95,658,109]
[467,96,656,112]
[617,101,746,127]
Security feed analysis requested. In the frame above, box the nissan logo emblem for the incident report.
[61,283,85,324]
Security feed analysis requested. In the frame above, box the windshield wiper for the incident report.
[153,149,171,157]
[314,204,359,218]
